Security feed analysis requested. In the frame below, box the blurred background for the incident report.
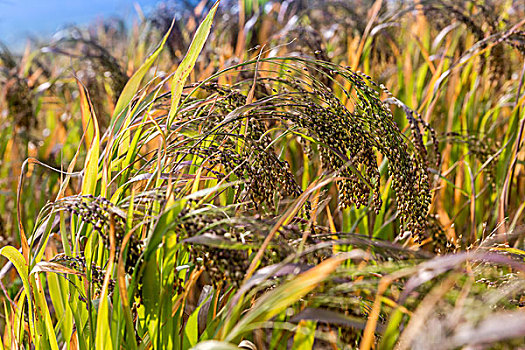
[0,0,175,50]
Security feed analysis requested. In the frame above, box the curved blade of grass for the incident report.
[450,311,525,348]
[111,20,174,131]
[30,261,85,277]
[224,253,348,342]
[167,0,220,126]
[16,159,31,263]
[0,246,36,346]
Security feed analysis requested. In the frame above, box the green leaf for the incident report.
[14,291,27,345]
[95,249,116,349]
[0,246,34,335]
[111,23,174,130]
[3,302,12,348]
[292,320,316,350]
[46,270,74,347]
[184,295,209,348]
[32,274,60,350]
[168,0,220,125]
[143,199,185,261]
[143,257,161,348]
[378,308,404,350]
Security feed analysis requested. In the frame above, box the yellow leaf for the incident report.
[77,81,100,196]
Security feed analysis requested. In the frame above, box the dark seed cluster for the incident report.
[425,214,448,254]
[48,30,128,101]
[167,79,309,213]
[178,209,231,239]
[189,245,250,287]
[446,132,500,189]
[4,75,36,132]
[182,142,303,211]
[171,59,434,240]
[416,0,525,82]
[180,209,300,286]
[50,254,115,299]
[243,62,432,239]
[56,195,142,275]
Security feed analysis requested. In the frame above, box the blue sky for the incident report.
[0,0,163,49]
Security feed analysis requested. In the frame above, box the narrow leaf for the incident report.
[111,22,174,128]
[225,254,348,342]
[168,0,220,124]
[77,81,100,196]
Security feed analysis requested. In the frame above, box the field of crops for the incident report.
[0,0,524,348]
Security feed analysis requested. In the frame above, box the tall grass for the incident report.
[0,0,525,349]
